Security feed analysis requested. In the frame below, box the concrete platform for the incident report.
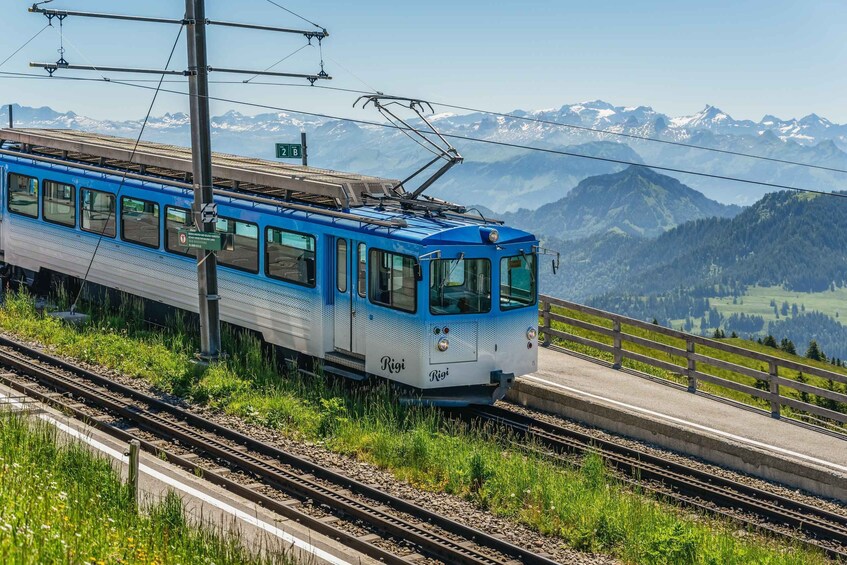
[507,345,847,503]
[0,384,377,565]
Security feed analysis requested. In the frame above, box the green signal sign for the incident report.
[275,143,302,159]
[177,229,229,251]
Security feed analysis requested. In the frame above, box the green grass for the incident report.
[545,304,847,431]
[0,411,289,565]
[711,285,846,323]
[0,289,834,565]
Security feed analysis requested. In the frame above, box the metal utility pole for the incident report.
[301,131,308,167]
[27,2,331,362]
[7,104,12,129]
[185,0,221,360]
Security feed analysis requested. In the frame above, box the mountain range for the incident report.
[497,166,741,240]
[4,100,847,210]
[541,188,847,302]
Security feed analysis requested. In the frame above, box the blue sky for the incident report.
[1,0,845,123]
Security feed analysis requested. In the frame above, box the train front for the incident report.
[417,224,540,405]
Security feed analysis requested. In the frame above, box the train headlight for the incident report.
[488,229,499,243]
[527,327,537,340]
[437,337,450,352]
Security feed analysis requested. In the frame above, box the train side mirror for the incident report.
[414,262,423,281]
[552,252,560,275]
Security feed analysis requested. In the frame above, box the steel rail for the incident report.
[1,373,406,564]
[467,405,847,561]
[0,335,557,565]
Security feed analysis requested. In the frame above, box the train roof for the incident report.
[0,127,536,247]
[0,128,396,208]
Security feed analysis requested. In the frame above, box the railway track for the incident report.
[466,404,847,562]
[0,335,558,565]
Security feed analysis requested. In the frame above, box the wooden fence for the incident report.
[539,294,847,428]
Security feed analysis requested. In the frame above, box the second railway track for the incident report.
[0,334,557,565]
[465,404,847,562]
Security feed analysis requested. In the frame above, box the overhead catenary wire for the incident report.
[6,6,845,177]
[2,69,847,200]
[0,24,50,68]
[228,79,847,176]
[70,24,185,312]
[242,43,311,83]
[10,54,845,180]
[263,0,324,30]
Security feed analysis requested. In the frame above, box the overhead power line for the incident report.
[0,24,50,68]
[1,69,846,200]
[227,79,847,176]
[263,0,325,30]
[72,23,186,313]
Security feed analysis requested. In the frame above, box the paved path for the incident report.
[508,346,847,500]
[531,345,847,471]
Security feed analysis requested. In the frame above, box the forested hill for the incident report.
[501,166,741,240]
[542,190,847,300]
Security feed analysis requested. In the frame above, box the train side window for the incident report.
[217,217,258,273]
[265,227,316,287]
[42,180,76,227]
[357,243,366,298]
[500,253,537,310]
[336,239,347,292]
[121,196,160,248]
[81,189,116,237]
[7,173,38,218]
[165,206,193,257]
[368,249,417,313]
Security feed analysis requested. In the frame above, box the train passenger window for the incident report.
[121,196,160,248]
[336,239,347,292]
[165,206,193,257]
[357,243,366,298]
[216,217,258,273]
[7,173,38,218]
[265,227,316,287]
[369,249,416,313]
[500,253,537,310]
[81,189,116,237]
[43,180,76,227]
[430,258,491,315]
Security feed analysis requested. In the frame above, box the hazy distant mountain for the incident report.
[500,166,741,239]
[4,100,847,209]
[542,190,847,301]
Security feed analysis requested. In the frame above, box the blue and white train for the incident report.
[0,128,540,404]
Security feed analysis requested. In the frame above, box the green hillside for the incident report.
[503,166,740,239]
[541,190,847,357]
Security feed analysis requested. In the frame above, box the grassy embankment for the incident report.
[0,290,833,565]
[669,285,846,336]
[0,411,289,564]
[547,303,847,430]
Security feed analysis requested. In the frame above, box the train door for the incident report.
[351,242,367,353]
[333,238,366,356]
[0,165,5,254]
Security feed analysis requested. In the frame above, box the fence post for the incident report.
[541,301,551,347]
[612,320,622,369]
[686,339,697,393]
[127,439,140,512]
[768,361,780,419]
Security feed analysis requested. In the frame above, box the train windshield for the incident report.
[430,258,491,315]
[500,253,536,310]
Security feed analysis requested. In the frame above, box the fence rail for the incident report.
[538,294,847,428]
